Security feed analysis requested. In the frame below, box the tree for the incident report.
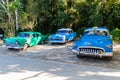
[0,0,120,42]
[89,0,120,30]
[0,0,21,37]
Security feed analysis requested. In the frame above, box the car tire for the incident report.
[8,48,13,50]
[23,43,28,50]
[51,43,55,45]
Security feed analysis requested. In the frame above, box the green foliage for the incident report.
[89,0,120,30]
[111,28,120,42]
[0,0,120,42]
[18,0,40,31]
[0,0,23,37]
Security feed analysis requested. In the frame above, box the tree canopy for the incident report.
[0,0,120,41]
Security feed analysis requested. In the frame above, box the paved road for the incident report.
[0,54,120,80]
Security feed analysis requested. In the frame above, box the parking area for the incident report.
[0,42,120,69]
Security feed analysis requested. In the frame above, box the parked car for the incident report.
[72,27,113,59]
[49,28,76,44]
[3,32,47,50]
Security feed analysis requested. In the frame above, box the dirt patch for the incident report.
[0,42,120,69]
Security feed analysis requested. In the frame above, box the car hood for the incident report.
[50,34,66,39]
[75,35,112,47]
[4,37,27,43]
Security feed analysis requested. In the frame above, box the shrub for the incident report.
[110,28,120,42]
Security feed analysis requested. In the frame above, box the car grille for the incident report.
[5,43,18,47]
[79,48,104,54]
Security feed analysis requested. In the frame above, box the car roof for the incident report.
[19,32,41,34]
[85,27,109,32]
[58,28,72,31]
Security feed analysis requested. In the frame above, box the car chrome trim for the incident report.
[78,46,105,52]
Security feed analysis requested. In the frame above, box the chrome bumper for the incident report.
[49,40,66,43]
[3,45,23,49]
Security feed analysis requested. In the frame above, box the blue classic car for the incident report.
[72,27,113,59]
[49,28,76,44]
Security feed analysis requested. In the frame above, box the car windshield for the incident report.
[84,30,108,36]
[56,30,68,34]
[18,33,30,38]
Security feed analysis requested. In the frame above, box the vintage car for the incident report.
[49,28,76,44]
[3,32,47,50]
[72,27,113,59]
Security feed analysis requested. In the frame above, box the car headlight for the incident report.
[106,45,112,49]
[16,41,19,45]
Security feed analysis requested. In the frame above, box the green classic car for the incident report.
[3,32,47,50]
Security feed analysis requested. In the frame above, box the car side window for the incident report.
[32,34,36,37]
[36,34,41,37]
[96,30,109,36]
[103,31,108,36]
[33,34,40,37]
[68,30,71,34]
[29,34,33,38]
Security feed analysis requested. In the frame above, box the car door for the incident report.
[36,33,42,44]
[30,34,39,46]
[68,30,74,41]
[66,30,71,41]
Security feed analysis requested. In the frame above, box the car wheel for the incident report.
[8,48,13,50]
[23,43,28,50]
[51,43,55,45]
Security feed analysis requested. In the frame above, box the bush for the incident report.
[110,28,120,42]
